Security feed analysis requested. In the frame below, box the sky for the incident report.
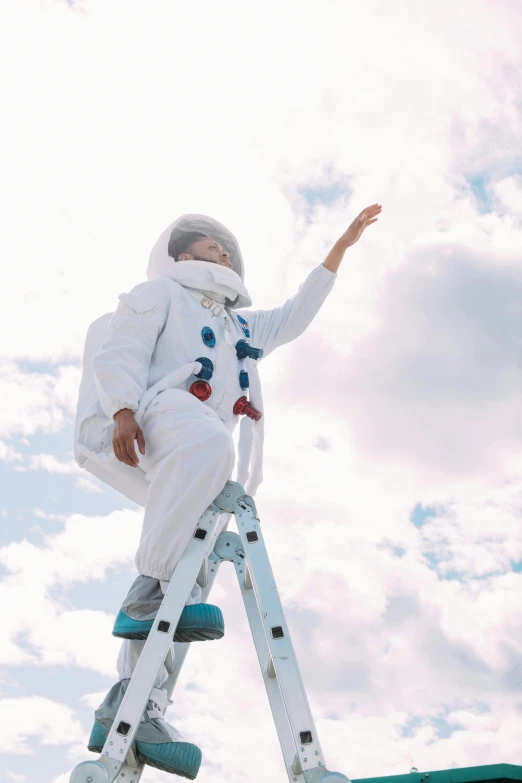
[1,0,522,781]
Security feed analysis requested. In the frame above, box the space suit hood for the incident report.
[147,213,251,308]
[147,213,245,278]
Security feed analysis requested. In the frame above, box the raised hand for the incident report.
[338,204,382,248]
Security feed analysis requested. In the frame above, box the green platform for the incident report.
[353,763,522,783]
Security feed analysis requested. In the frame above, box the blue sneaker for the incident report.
[114,575,224,642]
[112,602,224,642]
[88,720,201,779]
[88,681,202,780]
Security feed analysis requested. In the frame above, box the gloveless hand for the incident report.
[113,409,145,467]
[338,204,382,248]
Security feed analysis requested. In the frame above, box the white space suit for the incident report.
[74,214,337,764]
[74,213,337,552]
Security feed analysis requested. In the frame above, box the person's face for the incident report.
[180,237,232,270]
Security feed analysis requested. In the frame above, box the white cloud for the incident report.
[79,690,108,710]
[14,453,83,474]
[2,0,522,779]
[490,174,522,217]
[30,609,120,676]
[0,361,80,440]
[0,441,24,465]
[72,475,106,494]
[3,769,27,782]
[0,508,141,671]
[0,696,84,755]
[32,509,69,521]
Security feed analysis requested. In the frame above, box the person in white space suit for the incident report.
[75,205,381,778]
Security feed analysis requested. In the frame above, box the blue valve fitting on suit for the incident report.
[195,357,214,381]
[239,370,249,390]
[236,339,263,361]
[201,327,216,348]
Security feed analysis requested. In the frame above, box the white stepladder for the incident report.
[70,481,351,783]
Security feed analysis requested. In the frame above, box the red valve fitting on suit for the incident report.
[190,380,212,402]
[233,396,262,421]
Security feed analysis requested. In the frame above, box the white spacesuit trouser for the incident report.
[116,388,236,687]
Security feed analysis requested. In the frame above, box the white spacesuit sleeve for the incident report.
[92,280,170,420]
[242,263,337,358]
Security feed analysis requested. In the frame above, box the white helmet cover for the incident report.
[147,213,245,282]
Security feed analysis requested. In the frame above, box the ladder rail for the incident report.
[163,548,225,698]
[228,519,326,780]
[238,526,326,775]
[228,546,302,780]
[163,513,232,695]
[94,503,223,782]
[215,485,326,775]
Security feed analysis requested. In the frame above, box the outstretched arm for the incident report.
[323,203,382,272]
[240,203,382,358]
